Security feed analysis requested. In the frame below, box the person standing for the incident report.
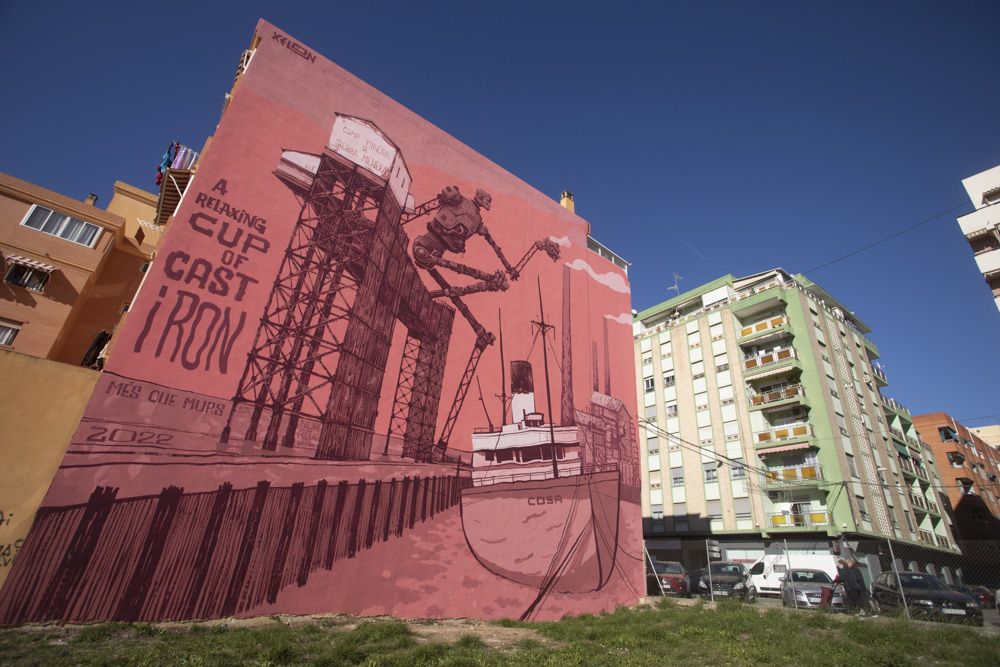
[834,558,866,614]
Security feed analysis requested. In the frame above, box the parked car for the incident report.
[950,584,995,609]
[646,560,689,597]
[749,553,840,597]
[780,569,845,610]
[871,572,983,626]
[698,562,756,602]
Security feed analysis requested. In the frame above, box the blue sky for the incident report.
[1,1,997,426]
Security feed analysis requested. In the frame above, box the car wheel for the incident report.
[746,587,757,604]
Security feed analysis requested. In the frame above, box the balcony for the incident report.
[898,457,915,476]
[748,384,809,411]
[926,499,941,515]
[155,144,201,227]
[738,315,790,344]
[882,396,910,418]
[767,511,831,529]
[743,346,800,377]
[917,530,934,544]
[975,247,1000,276]
[764,464,824,489]
[909,493,927,511]
[870,364,888,387]
[733,283,787,317]
[755,422,814,447]
[935,535,950,549]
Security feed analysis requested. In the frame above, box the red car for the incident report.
[647,560,689,597]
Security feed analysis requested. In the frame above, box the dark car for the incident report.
[646,560,689,597]
[871,572,983,626]
[698,562,756,602]
[950,584,995,609]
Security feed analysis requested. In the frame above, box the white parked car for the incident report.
[748,553,840,597]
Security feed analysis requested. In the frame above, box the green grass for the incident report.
[0,601,996,666]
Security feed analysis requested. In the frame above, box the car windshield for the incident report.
[898,574,948,591]
[652,562,684,574]
[709,563,743,576]
[790,570,832,584]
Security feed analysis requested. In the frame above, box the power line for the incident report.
[638,418,1000,495]
[802,202,968,275]
[955,414,1000,424]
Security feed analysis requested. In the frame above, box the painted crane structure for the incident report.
[220,114,559,463]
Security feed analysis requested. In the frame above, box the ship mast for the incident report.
[533,278,559,479]
[497,309,507,426]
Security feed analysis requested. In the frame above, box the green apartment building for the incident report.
[634,269,959,575]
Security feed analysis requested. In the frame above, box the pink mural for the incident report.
[0,19,641,624]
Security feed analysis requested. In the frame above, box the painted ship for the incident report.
[460,284,621,604]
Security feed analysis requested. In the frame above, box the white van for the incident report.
[748,553,840,597]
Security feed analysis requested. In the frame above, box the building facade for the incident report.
[970,424,1000,450]
[0,174,159,364]
[634,269,959,569]
[912,412,1000,541]
[957,164,1000,312]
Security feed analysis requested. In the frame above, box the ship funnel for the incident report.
[510,360,536,423]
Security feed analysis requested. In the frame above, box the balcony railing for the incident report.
[909,493,927,510]
[767,511,831,528]
[738,315,788,340]
[935,535,950,549]
[898,457,915,475]
[764,464,823,485]
[756,422,814,445]
[744,346,797,373]
[926,500,940,514]
[882,396,910,416]
[749,384,806,408]
[918,530,934,544]
[871,364,888,385]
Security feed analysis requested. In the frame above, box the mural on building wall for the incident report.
[0,19,641,625]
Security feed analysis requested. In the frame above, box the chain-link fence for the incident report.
[644,536,1000,628]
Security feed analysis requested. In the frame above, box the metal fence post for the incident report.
[887,538,910,620]
[706,539,714,603]
[784,539,797,610]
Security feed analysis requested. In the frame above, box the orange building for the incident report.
[913,412,1000,540]
[0,174,160,364]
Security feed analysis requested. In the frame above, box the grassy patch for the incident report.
[0,604,995,666]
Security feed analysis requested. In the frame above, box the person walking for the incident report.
[834,557,867,615]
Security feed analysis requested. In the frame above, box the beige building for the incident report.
[635,269,959,569]
[970,424,1000,450]
[957,164,1000,312]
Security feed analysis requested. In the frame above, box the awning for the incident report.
[893,441,909,457]
[3,254,57,273]
[757,442,813,456]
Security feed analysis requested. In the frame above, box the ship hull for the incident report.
[460,469,620,594]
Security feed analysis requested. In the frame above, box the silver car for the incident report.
[781,569,844,609]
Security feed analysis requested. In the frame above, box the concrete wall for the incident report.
[0,350,98,589]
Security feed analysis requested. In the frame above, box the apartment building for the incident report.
[634,269,959,568]
[957,164,1000,312]
[912,412,1000,541]
[970,424,1000,450]
[0,174,161,364]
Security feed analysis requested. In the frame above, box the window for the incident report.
[662,374,675,387]
[671,467,684,486]
[704,463,719,483]
[644,377,655,392]
[716,363,729,373]
[846,454,859,478]
[4,264,49,291]
[666,404,678,418]
[22,205,101,247]
[730,459,746,480]
[856,495,869,522]
[0,320,21,346]
[692,373,705,380]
